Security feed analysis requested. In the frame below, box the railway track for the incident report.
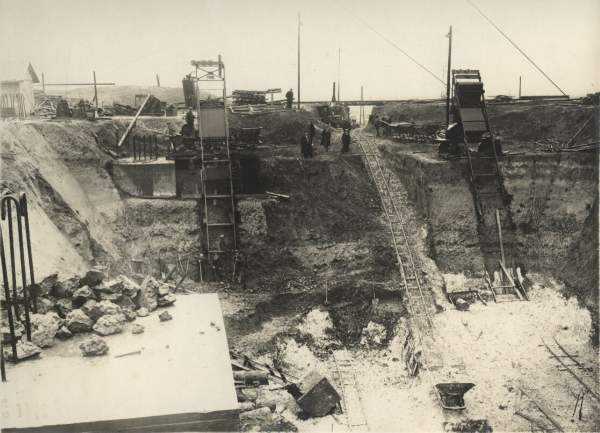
[355,131,435,337]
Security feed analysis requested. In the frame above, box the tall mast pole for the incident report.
[445,26,452,128]
[297,12,301,110]
[93,70,98,118]
[337,48,341,102]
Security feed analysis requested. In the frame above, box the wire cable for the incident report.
[341,6,446,86]
[466,0,568,96]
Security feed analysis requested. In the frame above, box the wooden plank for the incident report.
[499,261,522,300]
[116,94,151,148]
[518,387,564,433]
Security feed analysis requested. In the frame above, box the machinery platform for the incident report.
[1,293,239,432]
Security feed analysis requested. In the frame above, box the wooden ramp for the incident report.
[1,293,239,432]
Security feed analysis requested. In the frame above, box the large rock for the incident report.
[54,298,73,318]
[72,286,95,307]
[136,307,149,317]
[159,310,172,322]
[30,312,62,348]
[79,336,108,357]
[104,275,140,298]
[134,276,159,312]
[79,268,106,288]
[97,291,121,302]
[116,295,136,311]
[131,324,144,334]
[56,325,73,340]
[51,277,79,299]
[35,297,56,314]
[157,283,171,297]
[66,309,93,333]
[4,341,42,361]
[93,315,124,336]
[157,293,176,307]
[85,300,123,321]
[122,308,137,322]
[38,273,59,296]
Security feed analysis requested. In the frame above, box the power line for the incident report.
[341,6,445,86]
[466,0,568,97]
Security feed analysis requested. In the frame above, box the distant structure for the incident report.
[0,63,38,118]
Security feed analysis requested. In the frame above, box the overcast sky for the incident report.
[1,0,598,100]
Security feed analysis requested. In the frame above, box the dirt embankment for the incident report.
[229,110,322,145]
[372,101,597,149]
[383,146,598,340]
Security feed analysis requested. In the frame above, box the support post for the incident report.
[156,74,161,87]
[495,209,505,267]
[42,73,45,93]
[518,76,522,99]
[337,48,341,102]
[361,86,364,125]
[93,71,98,118]
[445,26,452,128]
[297,12,301,110]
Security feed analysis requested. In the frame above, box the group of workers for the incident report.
[300,122,351,158]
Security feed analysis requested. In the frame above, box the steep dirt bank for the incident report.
[383,144,598,339]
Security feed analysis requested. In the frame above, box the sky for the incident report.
[1,0,599,100]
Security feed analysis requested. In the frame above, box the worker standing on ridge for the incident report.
[321,126,331,152]
[286,88,294,109]
[300,132,312,158]
[341,129,351,153]
[308,122,316,145]
[181,109,195,137]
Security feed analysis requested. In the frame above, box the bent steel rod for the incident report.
[0,228,18,363]
[20,193,36,313]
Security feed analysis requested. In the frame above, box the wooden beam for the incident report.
[519,387,564,433]
[116,94,151,149]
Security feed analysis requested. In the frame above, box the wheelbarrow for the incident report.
[435,383,475,410]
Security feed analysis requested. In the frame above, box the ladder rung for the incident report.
[203,159,230,164]
[206,222,234,227]
[473,173,497,177]
[207,249,226,253]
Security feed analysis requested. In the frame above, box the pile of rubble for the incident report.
[2,268,177,359]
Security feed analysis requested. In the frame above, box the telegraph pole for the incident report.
[360,86,364,125]
[93,70,99,117]
[297,12,301,110]
[337,48,341,102]
[445,26,452,128]
[518,75,522,99]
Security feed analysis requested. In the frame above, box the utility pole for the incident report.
[41,73,45,93]
[337,48,341,102]
[360,86,364,125]
[518,76,522,99]
[445,26,452,128]
[297,12,301,110]
[156,74,161,87]
[93,70,98,117]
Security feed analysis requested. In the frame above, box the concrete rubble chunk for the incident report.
[98,291,121,302]
[30,312,62,348]
[134,276,159,312]
[117,295,136,311]
[79,268,106,288]
[35,297,56,314]
[119,275,141,298]
[86,300,123,322]
[239,406,272,421]
[131,324,145,334]
[122,308,137,322]
[296,370,341,418]
[54,298,73,318]
[157,293,176,307]
[157,284,170,297]
[56,325,73,340]
[52,276,79,299]
[79,336,109,357]
[66,309,93,333]
[159,310,172,322]
[72,286,95,307]
[38,273,59,296]
[93,315,124,336]
[4,341,42,361]
[136,307,149,317]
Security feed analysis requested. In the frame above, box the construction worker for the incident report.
[181,109,195,137]
[341,129,351,153]
[320,127,331,152]
[285,89,294,109]
[308,122,316,145]
[300,132,312,158]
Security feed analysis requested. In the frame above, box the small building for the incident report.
[0,79,35,119]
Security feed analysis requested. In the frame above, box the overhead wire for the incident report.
[465,0,568,96]
[340,5,446,86]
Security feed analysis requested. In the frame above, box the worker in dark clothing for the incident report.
[285,89,294,109]
[308,122,316,145]
[341,129,351,153]
[320,127,331,152]
[300,133,312,158]
[181,109,195,137]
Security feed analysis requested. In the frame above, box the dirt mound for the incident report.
[229,111,321,145]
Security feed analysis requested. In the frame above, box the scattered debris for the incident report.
[79,336,109,357]
[93,315,125,336]
[159,311,172,322]
[435,383,475,410]
[296,370,341,418]
[131,324,145,334]
[66,309,93,333]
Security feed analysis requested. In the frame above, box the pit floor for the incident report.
[1,293,238,432]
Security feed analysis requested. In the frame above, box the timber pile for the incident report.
[232,90,267,105]
[113,95,169,116]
